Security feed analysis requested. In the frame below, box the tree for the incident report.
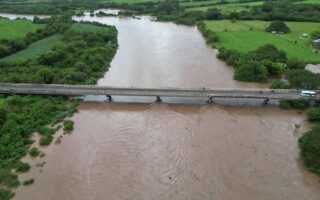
[234,58,268,82]
[250,44,287,63]
[265,21,290,33]
[206,8,222,20]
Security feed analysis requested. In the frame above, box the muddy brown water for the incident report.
[3,11,319,200]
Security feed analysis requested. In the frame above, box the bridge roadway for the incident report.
[0,83,319,101]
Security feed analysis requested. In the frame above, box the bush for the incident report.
[0,169,20,188]
[39,135,53,146]
[271,80,289,89]
[299,127,320,176]
[265,21,290,33]
[286,58,305,70]
[29,147,41,157]
[234,58,268,82]
[63,119,74,132]
[0,189,15,200]
[15,162,30,173]
[306,107,320,121]
[23,178,34,185]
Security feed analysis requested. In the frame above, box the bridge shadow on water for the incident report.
[81,95,280,107]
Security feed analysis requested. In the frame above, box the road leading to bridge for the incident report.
[0,83,319,102]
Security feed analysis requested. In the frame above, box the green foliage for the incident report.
[286,58,306,70]
[234,58,268,82]
[14,161,30,173]
[23,178,34,185]
[311,30,320,40]
[279,101,290,109]
[218,44,286,82]
[306,107,320,121]
[29,147,41,157]
[270,80,289,89]
[0,189,15,200]
[299,126,320,176]
[1,34,63,62]
[63,119,74,132]
[266,21,290,33]
[0,169,20,188]
[285,69,320,89]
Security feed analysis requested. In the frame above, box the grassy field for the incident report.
[71,23,109,33]
[296,0,320,4]
[0,18,44,40]
[204,20,320,62]
[181,0,237,7]
[187,1,263,12]
[1,34,62,62]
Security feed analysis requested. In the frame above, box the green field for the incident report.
[204,20,320,62]
[296,0,320,4]
[71,23,109,33]
[1,34,62,62]
[187,1,263,12]
[0,18,44,40]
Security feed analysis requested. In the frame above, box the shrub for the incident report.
[299,127,320,176]
[234,58,268,82]
[39,135,53,146]
[29,147,41,157]
[266,21,290,33]
[306,107,320,121]
[63,119,74,132]
[0,169,20,188]
[286,58,305,70]
[23,178,34,185]
[15,162,30,173]
[271,80,289,89]
[0,189,15,200]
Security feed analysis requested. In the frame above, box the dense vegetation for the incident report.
[0,16,118,198]
[265,20,290,33]
[0,17,118,84]
[299,107,320,176]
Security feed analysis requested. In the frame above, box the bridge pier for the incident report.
[207,97,214,103]
[156,96,162,102]
[106,95,112,102]
[263,98,270,105]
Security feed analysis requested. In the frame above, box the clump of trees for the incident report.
[299,106,320,176]
[265,21,290,33]
[218,44,286,82]
[0,17,118,85]
[198,22,219,44]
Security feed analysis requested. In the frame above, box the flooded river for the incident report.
[4,12,320,200]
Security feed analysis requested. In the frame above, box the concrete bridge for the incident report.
[0,83,319,103]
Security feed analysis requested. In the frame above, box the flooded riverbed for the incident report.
[7,12,320,200]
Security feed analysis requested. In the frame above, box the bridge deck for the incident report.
[0,83,319,101]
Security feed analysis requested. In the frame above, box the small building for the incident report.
[312,39,320,49]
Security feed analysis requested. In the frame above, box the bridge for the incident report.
[0,83,319,103]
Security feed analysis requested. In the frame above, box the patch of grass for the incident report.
[296,0,320,4]
[0,18,44,40]
[204,20,320,62]
[1,34,63,62]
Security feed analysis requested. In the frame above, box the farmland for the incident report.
[204,20,320,62]
[0,18,44,40]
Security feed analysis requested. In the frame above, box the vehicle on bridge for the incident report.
[300,90,316,97]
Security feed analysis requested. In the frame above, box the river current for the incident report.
[2,11,319,200]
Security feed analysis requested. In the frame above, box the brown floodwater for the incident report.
[11,11,320,200]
